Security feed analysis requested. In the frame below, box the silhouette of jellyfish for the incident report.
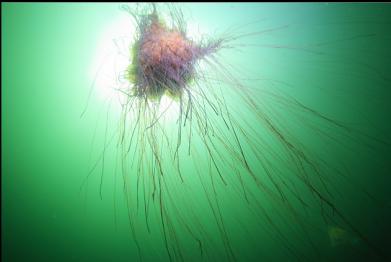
[83,3,391,262]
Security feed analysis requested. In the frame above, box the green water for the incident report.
[2,3,391,262]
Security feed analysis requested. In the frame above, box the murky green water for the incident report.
[2,3,391,262]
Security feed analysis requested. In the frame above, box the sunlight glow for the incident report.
[89,12,135,111]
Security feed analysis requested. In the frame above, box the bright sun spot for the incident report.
[89,12,135,111]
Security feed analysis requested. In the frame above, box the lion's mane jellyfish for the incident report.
[84,3,391,262]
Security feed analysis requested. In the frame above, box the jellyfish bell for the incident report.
[134,17,192,91]
[126,5,219,102]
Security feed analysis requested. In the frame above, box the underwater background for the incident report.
[2,3,391,262]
